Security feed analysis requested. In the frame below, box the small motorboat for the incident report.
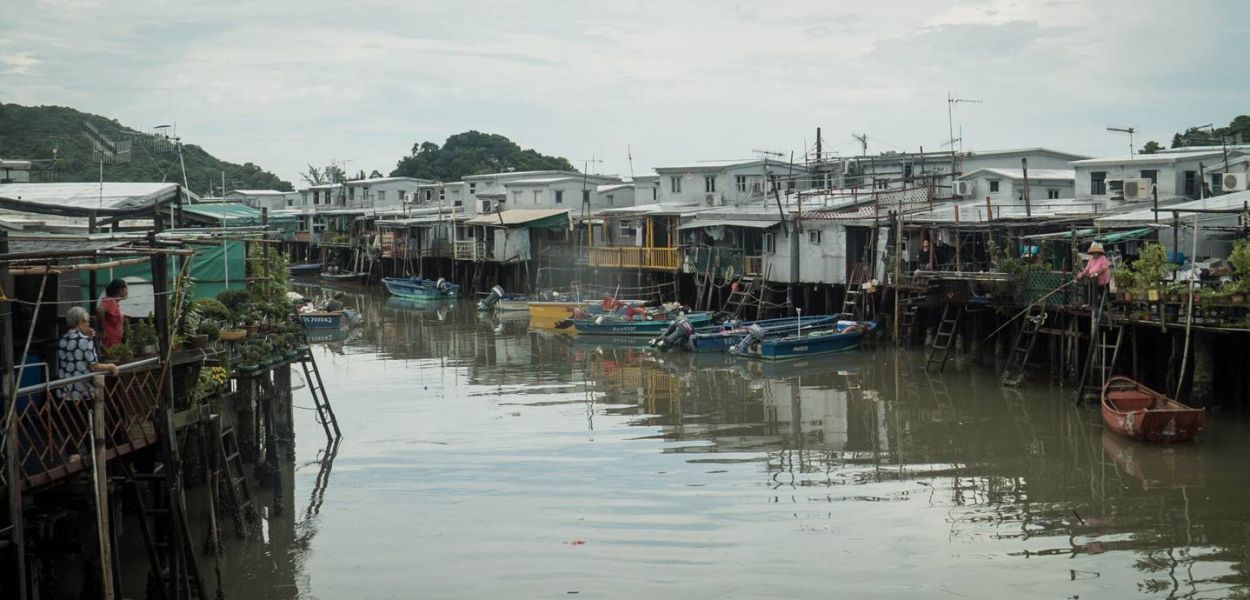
[289,263,322,276]
[297,293,363,330]
[1100,376,1204,443]
[730,320,876,360]
[650,315,840,353]
[477,286,531,312]
[381,276,460,300]
[571,309,714,336]
[320,269,367,283]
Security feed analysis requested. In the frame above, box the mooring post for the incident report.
[91,374,116,600]
[1191,332,1215,407]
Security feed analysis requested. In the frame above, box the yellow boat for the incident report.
[527,301,588,326]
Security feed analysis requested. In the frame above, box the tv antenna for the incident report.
[752,148,785,160]
[1106,126,1137,158]
[946,94,981,177]
[851,133,868,156]
[82,121,132,208]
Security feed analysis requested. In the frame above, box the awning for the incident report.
[465,209,570,230]
[679,219,781,230]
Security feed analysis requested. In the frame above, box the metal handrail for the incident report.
[16,356,159,397]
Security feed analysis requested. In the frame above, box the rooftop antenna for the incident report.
[752,148,785,159]
[577,157,604,218]
[626,145,635,179]
[1189,123,1229,170]
[82,121,132,208]
[947,93,981,178]
[1106,126,1137,158]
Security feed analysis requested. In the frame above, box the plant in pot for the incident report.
[132,318,159,356]
[196,319,221,348]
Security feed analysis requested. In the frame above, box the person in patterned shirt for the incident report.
[57,307,119,401]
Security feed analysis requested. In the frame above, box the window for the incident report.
[1211,173,1223,194]
[453,199,462,207]
[513,191,521,204]
[1140,169,1158,184]
[287,197,294,207]
[704,175,716,193]
[555,190,564,204]
[903,163,913,181]
[606,194,614,206]
[875,178,888,190]
[736,175,747,192]
[763,233,776,254]
[786,179,795,191]
[1047,188,1060,199]
[377,190,386,203]
[481,200,491,212]
[652,187,657,200]
[808,230,822,244]
[533,190,542,205]
[619,220,637,238]
[670,176,682,193]
[398,190,406,201]
[349,187,356,201]
[1091,171,1107,195]
[439,189,445,201]
[469,182,477,194]
[582,190,590,204]
[1184,171,1197,197]
[989,180,1000,193]
[425,190,433,201]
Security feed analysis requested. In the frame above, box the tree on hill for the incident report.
[1169,115,1250,148]
[0,103,293,193]
[390,131,575,181]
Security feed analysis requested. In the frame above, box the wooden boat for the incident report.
[1100,376,1204,443]
[572,311,714,336]
[731,320,875,360]
[289,263,322,276]
[320,271,367,283]
[299,308,362,330]
[381,276,460,300]
[651,315,839,353]
[530,296,644,325]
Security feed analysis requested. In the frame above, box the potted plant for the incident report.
[132,318,159,356]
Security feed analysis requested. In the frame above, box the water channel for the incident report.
[223,285,1250,599]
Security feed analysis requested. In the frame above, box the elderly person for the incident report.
[1076,242,1111,307]
[58,307,119,402]
[96,279,128,349]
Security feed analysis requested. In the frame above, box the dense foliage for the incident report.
[1140,114,1250,153]
[0,103,293,192]
[390,130,575,181]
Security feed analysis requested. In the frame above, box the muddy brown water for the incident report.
[214,287,1250,599]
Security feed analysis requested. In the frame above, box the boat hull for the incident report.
[299,311,343,329]
[1100,376,1204,443]
[528,301,588,323]
[382,277,461,300]
[740,321,875,360]
[573,312,714,336]
[686,316,839,353]
[320,272,367,283]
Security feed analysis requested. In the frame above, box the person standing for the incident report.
[58,307,119,401]
[1076,241,1111,306]
[96,279,128,350]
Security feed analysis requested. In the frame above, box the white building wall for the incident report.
[1073,162,1191,199]
[343,178,429,210]
[656,164,792,207]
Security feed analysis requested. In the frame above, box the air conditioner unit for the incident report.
[1222,172,1248,191]
[704,193,721,206]
[952,181,970,196]
[1121,178,1153,201]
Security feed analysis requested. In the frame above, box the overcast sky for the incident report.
[2,0,1246,188]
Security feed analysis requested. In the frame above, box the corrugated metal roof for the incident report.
[182,203,263,224]
[465,208,570,227]
[961,168,1075,181]
[679,219,780,230]
[1071,150,1240,167]
[1095,189,1250,226]
[7,235,128,254]
[0,182,192,214]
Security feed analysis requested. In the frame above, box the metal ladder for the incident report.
[297,349,342,442]
[840,264,867,320]
[925,304,962,373]
[1001,305,1047,387]
[1076,324,1124,403]
[212,416,258,538]
[719,277,760,320]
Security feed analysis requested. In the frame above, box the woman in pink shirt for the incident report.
[1078,242,1111,286]
[95,279,128,349]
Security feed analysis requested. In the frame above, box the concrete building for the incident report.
[341,176,433,210]
[844,148,1087,194]
[956,168,1075,203]
[632,174,660,204]
[654,159,811,208]
[223,189,289,211]
[460,170,604,215]
[1070,149,1247,201]
[498,174,624,216]
[0,159,33,183]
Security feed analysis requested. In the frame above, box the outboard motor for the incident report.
[652,318,694,351]
[477,285,506,311]
[729,324,767,355]
[436,278,451,294]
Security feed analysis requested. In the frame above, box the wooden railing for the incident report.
[5,358,162,490]
[586,247,680,271]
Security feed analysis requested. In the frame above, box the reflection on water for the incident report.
[233,287,1250,599]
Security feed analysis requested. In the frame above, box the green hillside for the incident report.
[0,103,292,192]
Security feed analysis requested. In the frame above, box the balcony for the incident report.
[454,240,490,261]
[684,247,764,278]
[586,246,680,271]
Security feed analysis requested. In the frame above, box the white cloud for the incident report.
[0,51,40,75]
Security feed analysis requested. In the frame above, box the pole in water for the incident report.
[796,307,802,336]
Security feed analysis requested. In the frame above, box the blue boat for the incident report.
[381,276,460,300]
[651,315,840,353]
[731,321,877,360]
[299,308,362,330]
[572,311,714,336]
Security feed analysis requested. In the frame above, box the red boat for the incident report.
[1101,376,1205,443]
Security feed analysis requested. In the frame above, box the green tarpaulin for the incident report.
[80,240,247,303]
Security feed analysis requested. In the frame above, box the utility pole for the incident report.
[1107,126,1137,158]
[577,157,604,219]
[852,133,868,189]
